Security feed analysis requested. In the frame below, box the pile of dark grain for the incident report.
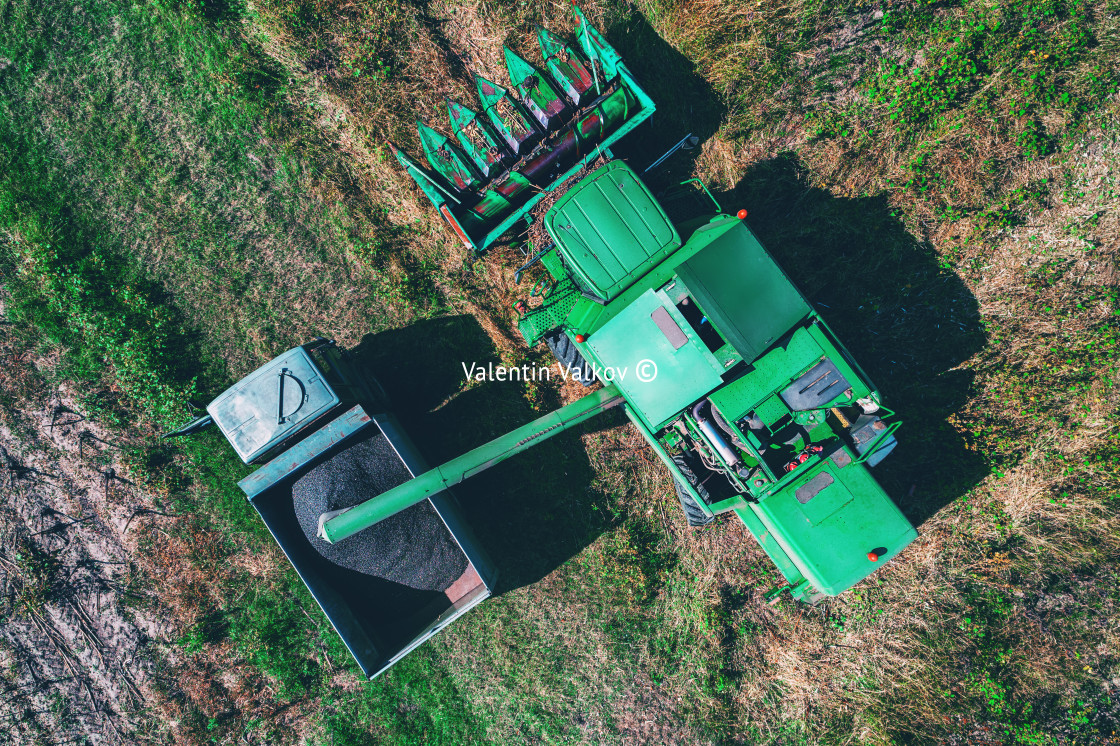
[293,433,466,592]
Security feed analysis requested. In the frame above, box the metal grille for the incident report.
[517,278,579,344]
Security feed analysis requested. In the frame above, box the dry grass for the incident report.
[3,0,1120,742]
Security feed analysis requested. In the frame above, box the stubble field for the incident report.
[2,0,1120,743]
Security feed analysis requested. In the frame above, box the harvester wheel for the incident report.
[670,454,715,527]
[545,330,595,387]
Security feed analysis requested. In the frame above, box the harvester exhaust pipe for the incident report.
[319,384,625,544]
[692,400,743,470]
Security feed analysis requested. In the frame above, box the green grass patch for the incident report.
[0,147,203,428]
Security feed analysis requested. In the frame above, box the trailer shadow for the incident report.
[352,317,613,595]
[713,152,989,527]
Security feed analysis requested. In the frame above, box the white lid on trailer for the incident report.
[206,346,340,463]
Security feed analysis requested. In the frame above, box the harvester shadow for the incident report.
[353,316,613,595]
[604,11,725,189]
[716,153,988,527]
[402,0,472,83]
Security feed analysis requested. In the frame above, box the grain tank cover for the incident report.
[207,346,340,463]
[676,221,812,363]
[546,161,680,301]
[584,289,725,428]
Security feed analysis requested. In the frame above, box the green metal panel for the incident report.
[517,275,581,346]
[707,320,878,428]
[752,453,917,595]
[207,346,340,464]
[418,122,479,192]
[708,325,825,421]
[537,25,596,105]
[504,46,568,129]
[555,218,740,342]
[804,322,873,405]
[447,98,508,177]
[676,221,811,362]
[733,507,807,588]
[546,161,680,301]
[582,289,724,429]
[754,395,790,427]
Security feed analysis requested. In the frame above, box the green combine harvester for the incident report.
[167,6,915,679]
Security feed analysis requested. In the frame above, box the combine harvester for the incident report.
[167,6,915,680]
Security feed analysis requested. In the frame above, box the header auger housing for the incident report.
[391,6,654,252]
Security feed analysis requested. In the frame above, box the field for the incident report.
[1,0,1120,743]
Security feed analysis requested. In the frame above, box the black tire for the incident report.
[670,454,715,526]
[545,330,595,387]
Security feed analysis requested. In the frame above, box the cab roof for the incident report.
[545,161,680,301]
[675,220,811,363]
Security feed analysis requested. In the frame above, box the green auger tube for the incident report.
[318,384,624,544]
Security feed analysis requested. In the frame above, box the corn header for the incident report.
[390,6,654,252]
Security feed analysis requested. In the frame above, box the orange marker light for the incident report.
[575,334,586,343]
[868,552,879,562]
[737,209,748,220]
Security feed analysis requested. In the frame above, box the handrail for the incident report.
[852,419,902,466]
[678,178,721,213]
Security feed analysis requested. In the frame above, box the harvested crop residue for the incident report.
[0,341,315,744]
[0,398,170,744]
[526,154,610,252]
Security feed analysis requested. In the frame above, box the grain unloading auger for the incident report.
[390,6,654,252]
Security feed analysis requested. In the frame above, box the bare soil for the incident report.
[0,386,172,744]
[0,345,314,744]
